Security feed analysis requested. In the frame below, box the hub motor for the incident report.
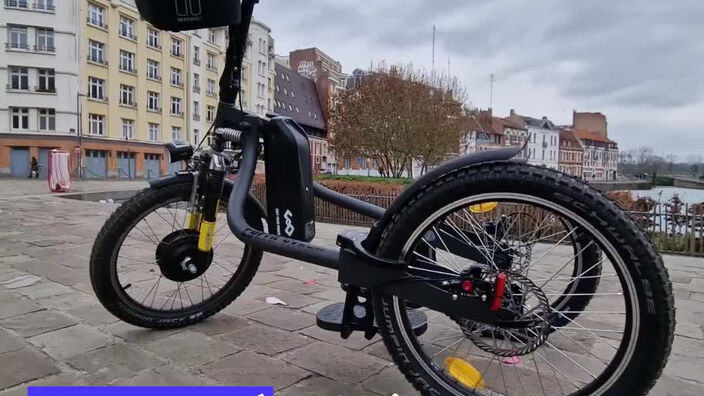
[156,230,214,282]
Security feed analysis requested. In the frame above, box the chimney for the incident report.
[510,109,515,116]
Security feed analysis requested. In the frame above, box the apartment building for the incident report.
[240,20,275,117]
[1,0,227,179]
[0,0,80,177]
[507,110,559,170]
[558,129,584,177]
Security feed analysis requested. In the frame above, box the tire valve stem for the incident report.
[491,273,507,311]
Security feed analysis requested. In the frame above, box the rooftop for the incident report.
[274,63,326,130]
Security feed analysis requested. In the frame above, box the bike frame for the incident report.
[161,0,525,324]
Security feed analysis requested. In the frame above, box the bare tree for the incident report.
[329,64,468,178]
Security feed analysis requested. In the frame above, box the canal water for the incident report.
[630,187,704,205]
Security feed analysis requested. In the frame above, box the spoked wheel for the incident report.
[373,163,674,396]
[90,181,263,328]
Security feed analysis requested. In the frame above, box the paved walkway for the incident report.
[0,180,702,395]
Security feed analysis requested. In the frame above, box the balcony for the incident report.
[5,42,29,50]
[86,17,107,30]
[171,81,184,88]
[119,32,137,41]
[87,56,108,66]
[120,67,137,75]
[193,58,201,66]
[33,44,55,53]
[147,106,162,113]
[193,86,201,93]
[120,101,137,108]
[147,74,162,82]
[4,0,28,9]
[34,85,56,93]
[193,114,201,121]
[171,51,184,59]
[32,2,54,12]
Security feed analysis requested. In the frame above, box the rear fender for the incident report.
[363,146,525,251]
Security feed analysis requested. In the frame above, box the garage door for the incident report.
[38,148,51,180]
[144,153,162,180]
[84,150,107,179]
[10,148,30,178]
[117,152,136,179]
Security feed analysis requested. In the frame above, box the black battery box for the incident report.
[263,117,316,242]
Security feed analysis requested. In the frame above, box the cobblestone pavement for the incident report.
[0,180,702,395]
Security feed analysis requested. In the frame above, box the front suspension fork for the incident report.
[187,153,227,252]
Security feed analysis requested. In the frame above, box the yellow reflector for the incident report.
[469,202,498,213]
[445,357,484,389]
[198,220,216,252]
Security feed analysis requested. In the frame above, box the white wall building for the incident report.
[188,27,227,147]
[0,0,80,175]
[241,20,275,117]
[509,112,559,170]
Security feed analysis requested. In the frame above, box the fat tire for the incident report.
[372,162,674,396]
[90,182,263,329]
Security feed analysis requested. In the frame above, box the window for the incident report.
[88,114,105,135]
[121,118,134,139]
[206,105,215,122]
[9,67,29,90]
[147,91,160,111]
[193,101,200,120]
[148,123,160,141]
[193,129,199,145]
[206,79,216,96]
[119,50,135,73]
[147,59,160,80]
[170,67,182,86]
[88,40,105,63]
[119,16,136,40]
[208,29,216,43]
[88,3,106,27]
[206,52,217,70]
[6,0,29,8]
[10,108,29,130]
[88,77,105,100]
[171,126,181,141]
[119,84,135,106]
[35,28,55,52]
[171,97,182,115]
[147,28,160,48]
[8,26,28,49]
[37,69,55,92]
[193,73,200,92]
[171,38,183,57]
[193,46,200,65]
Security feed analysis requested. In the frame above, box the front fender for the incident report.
[363,145,524,251]
[149,173,266,230]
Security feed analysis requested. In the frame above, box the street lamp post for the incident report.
[76,92,87,179]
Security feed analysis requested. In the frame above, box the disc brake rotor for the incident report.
[458,272,551,357]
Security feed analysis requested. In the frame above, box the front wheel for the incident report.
[373,162,674,396]
[90,181,263,329]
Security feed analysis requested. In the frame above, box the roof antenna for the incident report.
[432,25,436,71]
[490,73,495,109]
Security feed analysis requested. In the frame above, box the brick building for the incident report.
[558,129,584,177]
[273,63,328,173]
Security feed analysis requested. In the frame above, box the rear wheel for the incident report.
[90,181,263,329]
[373,163,674,396]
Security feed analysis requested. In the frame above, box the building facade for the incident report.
[508,110,559,169]
[240,20,275,118]
[1,0,227,179]
[558,129,584,177]
[0,0,80,177]
[273,63,328,173]
[571,128,618,181]
[289,48,348,173]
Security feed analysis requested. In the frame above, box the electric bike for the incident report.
[90,1,674,395]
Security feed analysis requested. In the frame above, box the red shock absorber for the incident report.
[491,273,507,311]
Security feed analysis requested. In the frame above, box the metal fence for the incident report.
[251,182,704,256]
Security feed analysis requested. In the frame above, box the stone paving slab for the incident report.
[0,180,702,395]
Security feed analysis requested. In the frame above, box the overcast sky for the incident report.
[255,0,704,159]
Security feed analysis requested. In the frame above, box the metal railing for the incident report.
[251,181,704,257]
